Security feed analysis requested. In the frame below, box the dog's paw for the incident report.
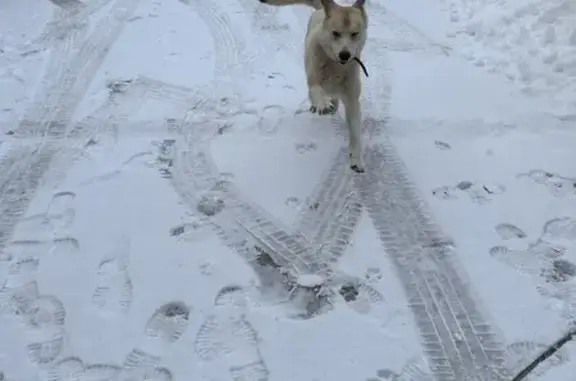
[309,99,337,116]
[350,164,365,173]
[349,153,365,173]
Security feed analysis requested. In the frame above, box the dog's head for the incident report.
[319,0,367,65]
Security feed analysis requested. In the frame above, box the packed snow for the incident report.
[1,0,576,380]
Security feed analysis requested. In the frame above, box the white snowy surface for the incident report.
[1,0,576,380]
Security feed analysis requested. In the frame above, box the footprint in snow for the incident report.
[339,281,385,315]
[503,341,569,378]
[335,274,399,329]
[540,259,576,283]
[46,191,77,233]
[366,357,434,381]
[0,279,67,365]
[24,294,68,365]
[284,196,301,210]
[364,267,383,283]
[495,223,527,240]
[490,217,576,320]
[17,191,77,240]
[194,285,270,381]
[91,237,133,317]
[295,142,317,154]
[432,181,505,204]
[0,235,73,365]
[433,140,451,150]
[490,217,576,275]
[540,217,576,247]
[258,105,284,136]
[516,169,576,198]
[124,301,190,371]
[196,192,225,217]
[46,356,173,381]
[169,219,210,241]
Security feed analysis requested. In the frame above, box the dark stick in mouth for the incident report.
[354,57,369,77]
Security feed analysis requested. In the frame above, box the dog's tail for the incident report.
[259,0,322,10]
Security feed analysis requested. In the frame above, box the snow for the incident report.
[295,273,324,287]
[1,0,576,380]
[440,0,576,114]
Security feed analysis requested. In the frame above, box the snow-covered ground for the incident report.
[1,0,576,380]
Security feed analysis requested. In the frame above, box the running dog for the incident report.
[259,0,368,173]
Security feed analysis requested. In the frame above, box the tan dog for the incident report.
[259,0,368,173]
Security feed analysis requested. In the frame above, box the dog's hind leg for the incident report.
[342,94,364,173]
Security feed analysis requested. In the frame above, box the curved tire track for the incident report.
[236,0,285,32]
[181,0,257,95]
[169,115,315,274]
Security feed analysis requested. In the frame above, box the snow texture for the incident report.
[1,0,576,380]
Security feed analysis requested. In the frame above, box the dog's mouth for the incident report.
[335,57,369,77]
[353,57,369,77]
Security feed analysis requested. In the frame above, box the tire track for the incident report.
[47,77,151,190]
[143,81,318,280]
[367,2,451,56]
[0,0,138,257]
[22,0,113,127]
[48,0,86,9]
[236,0,287,33]
[14,0,141,138]
[0,145,57,254]
[169,114,321,276]
[180,0,257,94]
[355,141,508,381]
[138,75,203,106]
[295,146,362,267]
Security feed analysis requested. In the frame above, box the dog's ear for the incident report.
[321,0,335,15]
[352,0,366,8]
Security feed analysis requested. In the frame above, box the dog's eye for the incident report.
[351,32,359,38]
[332,31,341,38]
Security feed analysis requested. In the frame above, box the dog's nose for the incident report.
[338,51,351,62]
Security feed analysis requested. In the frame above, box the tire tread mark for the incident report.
[166,112,329,277]
[355,142,508,381]
[47,79,150,190]
[1,0,137,255]
[0,146,55,251]
[14,0,141,137]
[368,3,451,55]
[296,146,362,266]
[183,0,252,90]
[26,0,113,121]
[48,0,86,11]
[138,76,202,105]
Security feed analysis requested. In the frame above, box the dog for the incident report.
[259,0,368,173]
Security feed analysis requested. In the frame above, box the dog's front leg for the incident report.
[342,94,364,173]
[308,85,337,115]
